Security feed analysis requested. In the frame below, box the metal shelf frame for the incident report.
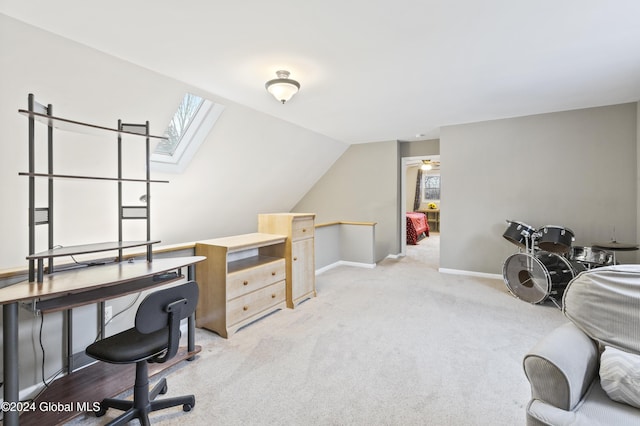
[20,93,169,375]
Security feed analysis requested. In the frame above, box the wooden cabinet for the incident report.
[195,233,287,338]
[258,213,316,308]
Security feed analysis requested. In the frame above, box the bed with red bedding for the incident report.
[406,212,429,245]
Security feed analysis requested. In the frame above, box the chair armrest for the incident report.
[523,322,599,411]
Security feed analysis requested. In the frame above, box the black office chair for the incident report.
[85,281,199,426]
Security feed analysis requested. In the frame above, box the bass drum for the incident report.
[502,251,585,304]
[502,220,536,249]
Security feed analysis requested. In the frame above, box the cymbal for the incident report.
[592,241,639,251]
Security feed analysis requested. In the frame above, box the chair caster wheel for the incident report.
[183,403,193,412]
[95,406,107,417]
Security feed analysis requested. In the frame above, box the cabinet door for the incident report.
[291,238,315,300]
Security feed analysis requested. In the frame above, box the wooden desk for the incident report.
[0,256,205,426]
[419,209,440,232]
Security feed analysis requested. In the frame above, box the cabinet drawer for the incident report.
[227,258,285,300]
[292,218,314,240]
[227,280,286,326]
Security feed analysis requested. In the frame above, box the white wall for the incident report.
[0,14,348,270]
[406,165,419,212]
[0,14,347,393]
[440,103,638,275]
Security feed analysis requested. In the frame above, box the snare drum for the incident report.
[502,251,584,304]
[503,220,536,249]
[537,225,575,253]
[570,246,614,268]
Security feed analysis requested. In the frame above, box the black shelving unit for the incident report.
[19,93,169,371]
[20,94,169,283]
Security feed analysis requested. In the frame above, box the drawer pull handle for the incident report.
[243,280,249,286]
[243,306,248,311]
[271,271,276,276]
[293,257,298,261]
[302,228,306,232]
[271,294,276,298]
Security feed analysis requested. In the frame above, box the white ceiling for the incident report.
[2,1,640,144]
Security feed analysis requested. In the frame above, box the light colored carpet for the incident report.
[70,234,566,425]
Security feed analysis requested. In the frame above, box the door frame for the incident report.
[400,155,440,256]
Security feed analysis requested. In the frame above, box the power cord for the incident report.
[44,245,111,272]
[0,313,64,422]
[38,313,63,388]
[94,292,142,342]
[39,312,48,387]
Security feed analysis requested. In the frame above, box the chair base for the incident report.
[96,361,195,426]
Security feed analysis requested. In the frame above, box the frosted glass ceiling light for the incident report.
[265,70,300,104]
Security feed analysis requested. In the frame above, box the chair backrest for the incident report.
[134,281,199,363]
[563,264,640,354]
[136,280,199,333]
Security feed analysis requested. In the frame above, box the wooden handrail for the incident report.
[315,221,377,228]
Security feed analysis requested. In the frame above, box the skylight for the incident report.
[151,93,225,173]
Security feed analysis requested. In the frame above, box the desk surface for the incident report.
[0,256,206,305]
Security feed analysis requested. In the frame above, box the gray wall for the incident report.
[315,223,376,270]
[296,138,440,263]
[339,224,376,265]
[637,104,640,247]
[293,141,399,261]
[440,103,638,275]
[400,139,440,158]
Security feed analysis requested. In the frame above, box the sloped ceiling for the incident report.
[1,1,640,144]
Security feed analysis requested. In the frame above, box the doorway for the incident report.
[400,155,441,264]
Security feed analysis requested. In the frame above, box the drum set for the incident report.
[501,220,614,306]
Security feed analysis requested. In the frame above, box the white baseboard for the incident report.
[438,268,503,280]
[316,261,376,275]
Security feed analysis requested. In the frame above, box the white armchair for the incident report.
[523,265,640,425]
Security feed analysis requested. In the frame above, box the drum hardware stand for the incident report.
[547,295,562,309]
[524,230,538,273]
[524,232,532,254]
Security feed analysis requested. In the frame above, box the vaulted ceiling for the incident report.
[2,1,639,144]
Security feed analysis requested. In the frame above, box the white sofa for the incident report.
[523,265,640,425]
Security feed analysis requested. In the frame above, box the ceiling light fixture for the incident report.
[265,70,300,104]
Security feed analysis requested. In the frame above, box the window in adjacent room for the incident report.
[151,93,225,173]
[422,174,441,202]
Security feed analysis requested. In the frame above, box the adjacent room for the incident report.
[1,2,640,425]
